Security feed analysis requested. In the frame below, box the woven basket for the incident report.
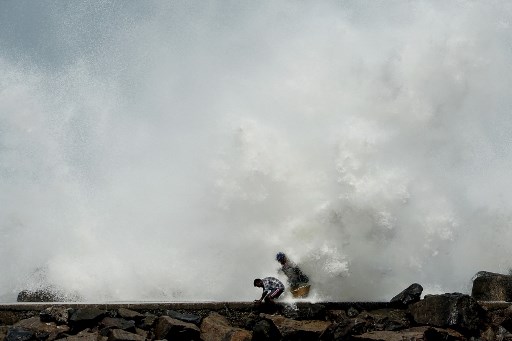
[291,284,311,298]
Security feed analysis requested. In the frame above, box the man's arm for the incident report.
[255,290,269,303]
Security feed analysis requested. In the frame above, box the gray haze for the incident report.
[1,1,512,302]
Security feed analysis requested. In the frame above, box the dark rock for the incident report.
[0,311,19,325]
[14,316,70,340]
[100,317,136,333]
[138,313,157,330]
[294,303,326,320]
[108,329,144,341]
[17,289,60,302]
[390,283,423,307]
[347,306,359,317]
[320,318,366,340]
[134,327,148,339]
[325,309,348,323]
[154,315,200,340]
[409,293,485,335]
[352,326,465,341]
[5,327,34,341]
[40,306,71,324]
[252,318,281,341]
[117,308,144,322]
[358,309,411,331]
[165,309,202,325]
[16,288,81,302]
[200,312,251,341]
[472,271,512,302]
[70,308,107,322]
[69,308,107,331]
[61,329,104,341]
[261,313,331,341]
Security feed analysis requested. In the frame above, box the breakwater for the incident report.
[1,299,511,340]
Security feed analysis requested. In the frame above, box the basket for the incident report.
[291,284,311,298]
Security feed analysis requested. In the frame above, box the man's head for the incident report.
[276,252,286,264]
[253,278,263,287]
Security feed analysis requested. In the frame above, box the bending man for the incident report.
[253,277,285,305]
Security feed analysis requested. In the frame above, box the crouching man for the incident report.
[253,277,285,313]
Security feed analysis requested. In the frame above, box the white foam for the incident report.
[1,1,512,302]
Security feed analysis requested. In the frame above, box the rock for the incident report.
[320,318,367,340]
[16,288,81,302]
[262,313,331,340]
[409,293,484,335]
[70,307,107,322]
[108,329,145,341]
[99,317,136,333]
[325,309,348,323]
[358,309,411,331]
[62,329,105,341]
[0,311,19,325]
[347,306,359,317]
[14,316,70,340]
[154,315,200,340]
[165,309,202,325]
[252,318,281,341]
[134,327,148,339]
[69,308,107,331]
[200,312,252,341]
[472,271,512,302]
[17,289,60,302]
[40,306,71,324]
[5,327,34,341]
[351,326,465,341]
[0,326,8,341]
[117,308,144,321]
[390,283,423,307]
[139,313,157,329]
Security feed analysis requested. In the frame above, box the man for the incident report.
[253,277,285,305]
[276,252,310,294]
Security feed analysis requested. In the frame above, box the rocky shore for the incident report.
[2,271,512,340]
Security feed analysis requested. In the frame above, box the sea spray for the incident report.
[1,1,512,302]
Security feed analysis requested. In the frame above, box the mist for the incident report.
[1,1,512,302]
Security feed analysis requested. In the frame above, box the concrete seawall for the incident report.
[0,301,392,311]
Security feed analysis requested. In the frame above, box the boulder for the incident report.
[61,329,105,341]
[5,327,34,341]
[262,313,331,341]
[99,317,136,333]
[472,271,512,302]
[351,326,464,341]
[165,309,202,325]
[154,315,200,340]
[409,293,484,335]
[17,288,81,302]
[357,309,411,331]
[252,318,281,341]
[69,308,107,331]
[347,306,360,317]
[0,311,19,325]
[320,318,367,340]
[139,313,157,329]
[17,289,61,302]
[117,308,144,322]
[200,312,252,341]
[40,306,71,324]
[390,283,423,307]
[13,316,70,340]
[325,309,348,323]
[108,329,144,341]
